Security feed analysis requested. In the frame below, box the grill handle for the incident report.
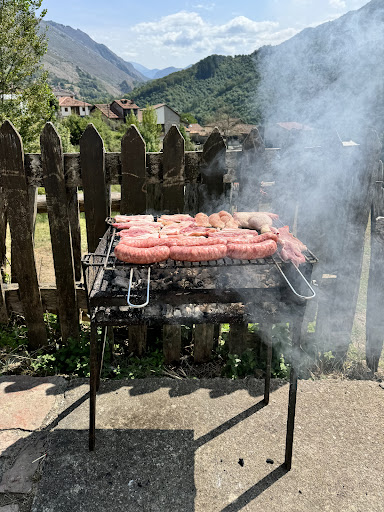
[273,258,316,300]
[127,267,151,308]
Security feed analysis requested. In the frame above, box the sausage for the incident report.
[119,237,170,248]
[114,244,170,264]
[169,237,228,247]
[169,244,227,262]
[227,240,277,260]
[226,233,278,244]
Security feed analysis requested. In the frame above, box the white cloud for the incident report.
[329,0,346,8]
[192,3,215,10]
[128,11,299,65]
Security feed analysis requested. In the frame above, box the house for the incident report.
[58,97,92,117]
[138,103,180,135]
[110,99,139,121]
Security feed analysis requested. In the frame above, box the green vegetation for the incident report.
[0,0,57,151]
[130,54,262,125]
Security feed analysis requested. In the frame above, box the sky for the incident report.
[40,0,370,69]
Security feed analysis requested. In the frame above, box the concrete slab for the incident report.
[0,376,67,430]
[0,435,47,494]
[0,504,19,512]
[30,378,384,512]
[0,431,30,457]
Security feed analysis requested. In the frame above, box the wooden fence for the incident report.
[0,120,382,368]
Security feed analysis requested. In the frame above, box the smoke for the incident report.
[242,0,384,360]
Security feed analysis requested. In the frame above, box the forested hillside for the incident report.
[131,0,383,134]
[131,54,261,125]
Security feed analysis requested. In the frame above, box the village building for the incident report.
[91,104,120,120]
[58,96,92,117]
[138,103,180,135]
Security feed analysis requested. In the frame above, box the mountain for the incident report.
[130,0,384,133]
[131,62,183,80]
[41,21,147,101]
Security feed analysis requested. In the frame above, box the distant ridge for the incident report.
[41,20,147,101]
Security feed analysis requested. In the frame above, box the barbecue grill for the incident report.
[82,221,317,469]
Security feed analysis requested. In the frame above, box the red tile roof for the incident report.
[113,99,139,110]
[59,97,92,107]
[93,104,120,119]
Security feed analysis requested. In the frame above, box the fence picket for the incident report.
[163,324,181,363]
[200,127,226,212]
[120,125,146,214]
[238,128,265,211]
[194,324,215,362]
[66,186,82,281]
[40,123,79,342]
[0,121,47,348]
[162,125,185,213]
[80,124,108,253]
[0,189,6,266]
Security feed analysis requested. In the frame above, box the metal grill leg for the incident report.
[284,312,304,470]
[89,323,98,451]
[264,337,272,405]
[96,327,107,392]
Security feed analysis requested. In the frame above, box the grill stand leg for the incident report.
[96,327,107,392]
[89,322,98,451]
[284,310,304,470]
[264,337,272,405]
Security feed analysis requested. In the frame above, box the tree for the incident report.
[140,106,161,152]
[0,0,56,150]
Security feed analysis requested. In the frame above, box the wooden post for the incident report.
[366,215,384,371]
[238,127,265,211]
[80,124,108,253]
[120,125,147,214]
[121,126,148,352]
[163,325,181,363]
[162,125,185,213]
[128,325,147,357]
[194,324,215,363]
[40,123,79,342]
[0,188,6,266]
[66,186,82,282]
[228,323,248,355]
[0,121,47,348]
[200,127,226,213]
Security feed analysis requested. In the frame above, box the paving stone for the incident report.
[0,376,66,430]
[0,505,20,512]
[0,431,30,457]
[0,435,46,494]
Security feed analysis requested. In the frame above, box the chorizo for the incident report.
[169,244,227,262]
[114,244,170,264]
[227,240,277,260]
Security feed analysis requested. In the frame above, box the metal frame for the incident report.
[83,226,315,468]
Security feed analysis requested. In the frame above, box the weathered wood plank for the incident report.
[80,124,108,252]
[238,127,265,211]
[324,134,382,359]
[200,128,227,212]
[366,212,384,371]
[0,121,47,348]
[4,283,87,315]
[163,324,181,363]
[40,123,79,342]
[66,186,82,281]
[194,324,215,363]
[0,188,7,266]
[0,272,8,323]
[127,325,147,356]
[228,323,249,355]
[120,125,146,214]
[162,125,185,213]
